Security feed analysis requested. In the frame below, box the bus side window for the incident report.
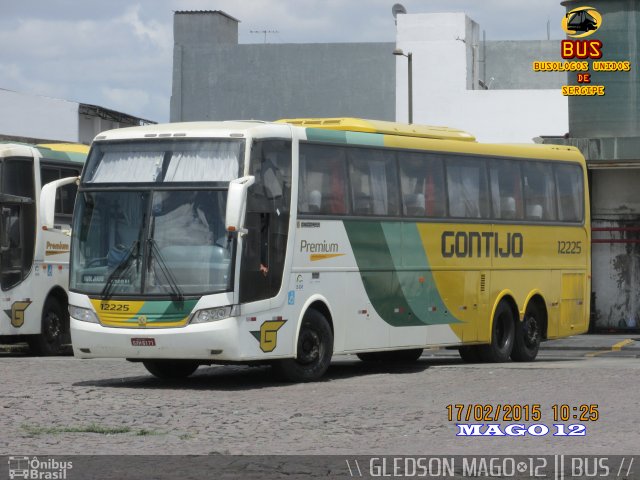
[348,148,399,216]
[446,157,490,219]
[555,164,583,222]
[399,152,446,218]
[523,161,557,221]
[489,160,523,220]
[42,165,80,225]
[60,168,80,215]
[298,144,348,215]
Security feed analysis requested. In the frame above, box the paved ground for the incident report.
[0,334,638,457]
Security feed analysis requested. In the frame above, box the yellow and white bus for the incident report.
[62,118,589,381]
[0,142,87,354]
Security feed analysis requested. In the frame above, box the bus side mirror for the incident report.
[40,176,78,230]
[225,176,255,235]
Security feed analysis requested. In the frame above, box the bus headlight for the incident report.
[69,305,99,324]
[190,305,238,324]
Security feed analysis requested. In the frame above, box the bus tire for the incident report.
[273,309,333,382]
[28,297,68,356]
[142,360,200,379]
[357,349,423,363]
[511,302,542,362]
[479,301,515,363]
[458,345,481,363]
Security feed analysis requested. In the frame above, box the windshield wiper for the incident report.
[100,240,139,300]
[147,238,184,302]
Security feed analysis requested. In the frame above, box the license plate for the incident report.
[131,338,156,347]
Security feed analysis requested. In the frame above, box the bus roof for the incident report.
[36,143,89,164]
[278,117,584,163]
[277,117,477,142]
[93,121,274,141]
[89,119,584,164]
[0,142,88,164]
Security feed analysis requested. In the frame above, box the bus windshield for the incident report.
[70,189,234,297]
[71,138,244,298]
[83,139,243,184]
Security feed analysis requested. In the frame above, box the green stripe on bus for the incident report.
[138,299,198,323]
[344,220,458,327]
[345,131,385,146]
[381,223,459,326]
[305,128,348,143]
[306,128,384,147]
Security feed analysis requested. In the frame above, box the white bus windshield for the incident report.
[71,190,233,297]
[83,139,243,184]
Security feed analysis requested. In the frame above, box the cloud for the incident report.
[0,0,568,123]
[120,5,172,50]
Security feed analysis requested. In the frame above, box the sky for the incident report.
[0,1,567,123]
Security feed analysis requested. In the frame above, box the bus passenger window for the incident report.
[399,153,446,218]
[489,160,523,220]
[446,157,490,219]
[348,149,399,216]
[523,162,557,221]
[298,144,348,215]
[555,164,583,222]
[60,168,80,215]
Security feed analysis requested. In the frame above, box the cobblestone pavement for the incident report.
[1,344,638,456]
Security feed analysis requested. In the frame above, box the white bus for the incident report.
[63,119,589,381]
[0,142,87,354]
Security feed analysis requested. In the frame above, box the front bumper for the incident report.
[71,317,247,361]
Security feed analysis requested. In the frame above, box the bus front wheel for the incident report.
[511,302,542,362]
[28,297,69,356]
[143,360,200,379]
[273,309,333,382]
[479,301,515,362]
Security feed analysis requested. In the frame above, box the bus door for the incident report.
[239,140,292,304]
[0,194,35,291]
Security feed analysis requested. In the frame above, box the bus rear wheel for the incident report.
[479,301,515,363]
[143,360,200,379]
[273,309,333,382]
[511,302,542,362]
[28,297,69,356]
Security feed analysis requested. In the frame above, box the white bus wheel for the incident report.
[511,302,542,362]
[479,301,515,363]
[273,309,333,382]
[28,297,67,356]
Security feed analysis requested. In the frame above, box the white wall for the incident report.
[0,89,79,142]
[395,13,568,143]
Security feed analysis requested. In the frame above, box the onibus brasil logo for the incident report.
[8,456,72,479]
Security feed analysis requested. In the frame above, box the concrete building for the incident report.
[171,7,640,331]
[394,13,567,143]
[0,88,154,145]
[170,11,396,123]
[543,0,640,331]
[171,10,567,143]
